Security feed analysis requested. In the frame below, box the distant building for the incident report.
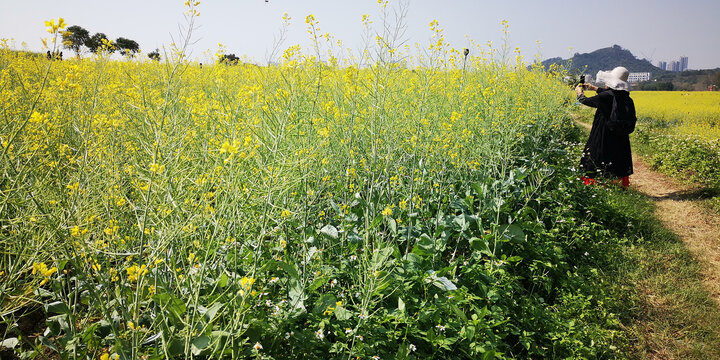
[680,56,688,71]
[628,72,651,83]
[670,61,680,72]
[659,57,689,72]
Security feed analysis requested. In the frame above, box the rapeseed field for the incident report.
[1,10,631,359]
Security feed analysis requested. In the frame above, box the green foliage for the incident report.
[642,68,720,91]
[62,25,90,57]
[147,48,161,62]
[634,127,720,188]
[635,81,674,91]
[115,37,140,57]
[591,183,720,358]
[85,32,111,54]
[219,53,240,65]
[2,15,686,358]
[541,45,662,76]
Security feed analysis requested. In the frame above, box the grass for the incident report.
[630,137,720,214]
[606,188,720,358]
[570,115,720,358]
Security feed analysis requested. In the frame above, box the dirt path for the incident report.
[631,156,720,303]
[575,120,720,304]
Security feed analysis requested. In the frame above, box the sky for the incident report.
[1,0,719,69]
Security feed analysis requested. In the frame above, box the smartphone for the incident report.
[580,75,586,88]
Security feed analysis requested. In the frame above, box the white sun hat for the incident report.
[596,66,630,91]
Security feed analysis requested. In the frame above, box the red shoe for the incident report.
[580,176,597,186]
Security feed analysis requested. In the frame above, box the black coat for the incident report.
[577,88,634,178]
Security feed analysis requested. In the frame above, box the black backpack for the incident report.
[608,92,637,134]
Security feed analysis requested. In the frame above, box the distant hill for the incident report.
[540,45,665,77]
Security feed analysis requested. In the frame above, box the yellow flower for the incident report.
[32,262,57,285]
[126,264,148,282]
[70,226,88,237]
[239,276,256,295]
[44,18,66,34]
[220,140,239,154]
[28,112,48,124]
[381,206,392,216]
[149,162,165,174]
[66,182,80,193]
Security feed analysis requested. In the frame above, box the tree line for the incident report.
[62,25,160,61]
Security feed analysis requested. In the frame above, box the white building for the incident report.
[628,72,651,83]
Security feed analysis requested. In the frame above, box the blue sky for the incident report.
[1,0,719,69]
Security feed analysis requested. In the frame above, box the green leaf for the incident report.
[334,306,352,320]
[471,182,486,197]
[370,214,383,229]
[372,247,393,268]
[470,237,490,255]
[480,350,496,360]
[452,305,468,322]
[153,293,187,318]
[387,217,397,235]
[499,224,525,242]
[288,277,305,311]
[44,301,70,315]
[403,253,423,269]
[313,293,337,314]
[218,272,229,288]
[167,338,185,356]
[277,261,299,279]
[454,215,467,231]
[432,276,458,291]
[38,336,59,352]
[204,302,224,322]
[320,224,339,239]
[308,276,328,292]
[191,335,211,355]
[398,297,406,315]
[413,234,434,256]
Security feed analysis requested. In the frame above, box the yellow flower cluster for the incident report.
[44,17,66,34]
[126,264,148,282]
[632,91,720,140]
[32,262,58,285]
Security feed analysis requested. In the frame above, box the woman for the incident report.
[575,66,636,188]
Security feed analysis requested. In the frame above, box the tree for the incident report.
[115,37,140,57]
[85,32,112,54]
[148,49,161,61]
[219,54,240,65]
[62,25,90,57]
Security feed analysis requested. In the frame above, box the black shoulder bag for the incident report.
[608,93,637,134]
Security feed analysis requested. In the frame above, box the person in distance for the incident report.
[575,66,637,188]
